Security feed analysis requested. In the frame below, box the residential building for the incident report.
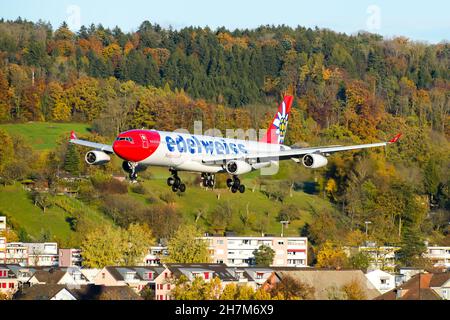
[5,242,59,266]
[344,245,400,272]
[94,266,166,296]
[6,242,28,265]
[0,265,19,297]
[424,246,450,268]
[395,267,426,286]
[376,272,450,300]
[0,216,6,231]
[25,243,59,267]
[164,263,261,299]
[59,248,82,267]
[203,236,308,267]
[0,237,5,264]
[14,284,142,300]
[263,269,381,300]
[143,245,168,266]
[365,269,396,294]
[0,217,6,264]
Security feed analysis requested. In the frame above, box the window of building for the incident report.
[204,272,209,280]
[1,283,6,288]
[167,284,171,290]
[278,241,284,245]
[8,282,13,289]
[102,273,105,279]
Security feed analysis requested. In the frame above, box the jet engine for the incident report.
[85,151,111,165]
[225,160,252,175]
[302,154,328,169]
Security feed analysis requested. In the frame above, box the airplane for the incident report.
[69,95,401,193]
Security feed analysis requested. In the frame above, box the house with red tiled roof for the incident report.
[376,272,450,300]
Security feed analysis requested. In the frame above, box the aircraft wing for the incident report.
[202,133,402,163]
[69,131,114,154]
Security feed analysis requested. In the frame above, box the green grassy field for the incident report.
[0,183,112,241]
[0,122,90,150]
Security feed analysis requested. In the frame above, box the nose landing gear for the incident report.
[167,170,186,193]
[227,176,245,194]
[123,161,138,183]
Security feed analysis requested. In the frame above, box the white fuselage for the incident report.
[138,130,288,173]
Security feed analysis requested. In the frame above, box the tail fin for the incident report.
[260,95,294,144]
[70,131,77,140]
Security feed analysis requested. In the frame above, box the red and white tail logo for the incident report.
[260,96,294,144]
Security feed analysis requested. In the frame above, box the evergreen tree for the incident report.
[63,143,80,176]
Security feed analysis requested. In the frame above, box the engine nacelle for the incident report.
[302,154,328,169]
[225,160,253,175]
[85,151,111,165]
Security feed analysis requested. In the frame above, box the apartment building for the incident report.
[424,246,450,268]
[0,217,6,264]
[5,242,59,266]
[5,243,28,265]
[344,245,400,272]
[0,237,5,264]
[59,248,82,267]
[25,243,59,267]
[202,236,308,267]
[143,245,168,266]
[0,265,19,297]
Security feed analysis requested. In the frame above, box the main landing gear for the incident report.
[201,173,215,188]
[167,170,186,193]
[227,176,245,194]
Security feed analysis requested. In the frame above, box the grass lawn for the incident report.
[0,122,90,151]
[0,183,113,241]
[0,183,74,240]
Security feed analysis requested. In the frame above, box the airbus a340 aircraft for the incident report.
[69,96,401,193]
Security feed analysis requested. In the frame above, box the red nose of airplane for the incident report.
[113,130,160,162]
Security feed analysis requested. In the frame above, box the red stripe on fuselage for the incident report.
[112,130,161,162]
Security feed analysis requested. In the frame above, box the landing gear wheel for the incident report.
[227,179,233,188]
[171,185,179,192]
[130,172,138,181]
[238,184,245,194]
[203,180,209,187]
[179,183,186,193]
[167,177,175,186]
[233,177,240,187]
[231,186,238,193]
[208,179,215,187]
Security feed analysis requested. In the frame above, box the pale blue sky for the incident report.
[1,0,448,43]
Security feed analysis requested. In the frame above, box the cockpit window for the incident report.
[116,137,133,142]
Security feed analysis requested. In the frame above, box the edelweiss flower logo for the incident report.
[273,101,289,143]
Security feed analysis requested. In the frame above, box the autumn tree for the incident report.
[316,241,348,269]
[165,225,211,263]
[269,274,315,300]
[253,245,275,267]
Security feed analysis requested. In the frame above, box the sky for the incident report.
[0,0,449,43]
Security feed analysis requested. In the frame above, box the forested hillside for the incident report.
[0,18,448,267]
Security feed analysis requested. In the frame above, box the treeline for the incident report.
[0,18,448,135]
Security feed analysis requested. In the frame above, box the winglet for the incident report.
[70,131,77,140]
[388,133,402,144]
